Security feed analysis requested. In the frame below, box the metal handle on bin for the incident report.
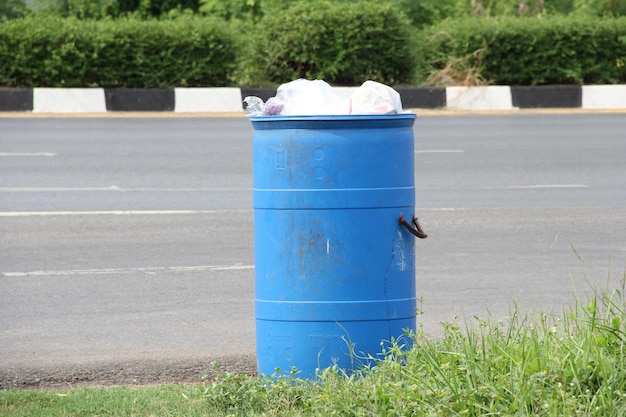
[399,214,428,239]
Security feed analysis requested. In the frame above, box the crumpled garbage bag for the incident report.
[347,80,402,115]
[268,79,345,116]
[243,96,265,116]
[244,79,403,116]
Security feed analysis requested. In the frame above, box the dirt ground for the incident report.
[0,355,257,390]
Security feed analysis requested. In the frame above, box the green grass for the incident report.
[2,278,625,417]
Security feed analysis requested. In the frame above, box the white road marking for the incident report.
[415,149,464,153]
[0,152,57,157]
[0,186,122,192]
[0,186,250,192]
[506,184,589,189]
[3,264,254,278]
[430,207,467,211]
[0,209,251,217]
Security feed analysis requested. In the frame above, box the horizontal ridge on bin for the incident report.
[255,298,417,321]
[253,188,415,209]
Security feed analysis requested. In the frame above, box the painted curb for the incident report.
[511,86,581,108]
[105,89,174,111]
[447,86,513,110]
[1,85,625,113]
[33,88,107,113]
[0,88,32,111]
[175,88,243,112]
[582,85,626,109]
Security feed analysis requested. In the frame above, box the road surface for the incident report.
[1,112,625,388]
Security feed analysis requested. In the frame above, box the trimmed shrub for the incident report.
[0,16,238,87]
[240,1,417,86]
[2,12,626,87]
[415,15,626,85]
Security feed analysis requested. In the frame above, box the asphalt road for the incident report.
[1,113,625,388]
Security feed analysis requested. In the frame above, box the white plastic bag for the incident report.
[271,79,345,115]
[347,80,402,115]
[243,96,265,116]
[243,79,404,116]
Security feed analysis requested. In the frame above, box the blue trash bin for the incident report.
[252,114,424,380]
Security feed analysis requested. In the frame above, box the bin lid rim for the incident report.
[249,113,416,122]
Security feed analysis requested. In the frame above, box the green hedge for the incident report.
[0,16,237,87]
[416,16,626,86]
[238,1,417,86]
[2,14,626,87]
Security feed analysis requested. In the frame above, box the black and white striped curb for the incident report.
[1,85,625,112]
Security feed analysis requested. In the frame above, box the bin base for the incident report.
[256,317,415,380]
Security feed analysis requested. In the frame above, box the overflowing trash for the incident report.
[244,79,403,116]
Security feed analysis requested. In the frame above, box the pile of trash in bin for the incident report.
[244,79,404,116]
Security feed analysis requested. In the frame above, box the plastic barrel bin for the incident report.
[252,114,423,380]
